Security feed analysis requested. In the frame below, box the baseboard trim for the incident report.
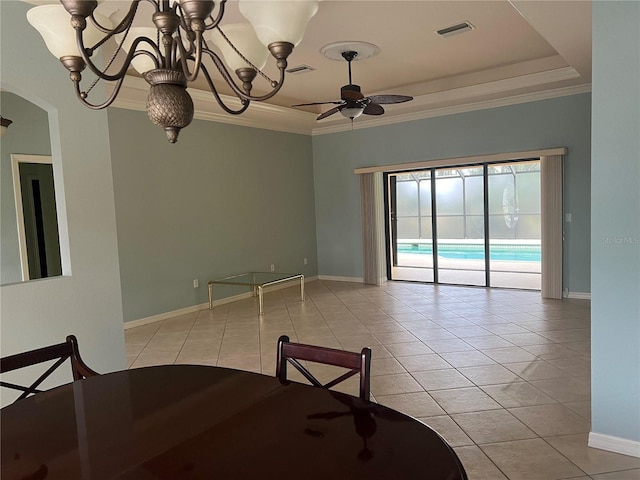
[589,432,640,458]
[124,276,318,330]
[317,275,364,283]
[564,291,592,300]
[123,300,218,330]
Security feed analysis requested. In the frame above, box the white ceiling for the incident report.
[23,0,592,135]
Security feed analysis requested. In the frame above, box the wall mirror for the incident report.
[1,90,63,285]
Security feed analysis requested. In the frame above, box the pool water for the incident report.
[398,243,541,262]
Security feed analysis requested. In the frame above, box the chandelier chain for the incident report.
[215,26,274,85]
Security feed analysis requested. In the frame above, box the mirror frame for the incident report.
[11,154,56,281]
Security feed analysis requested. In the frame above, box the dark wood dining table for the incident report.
[1,365,467,479]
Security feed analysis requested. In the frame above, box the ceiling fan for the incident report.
[292,50,413,121]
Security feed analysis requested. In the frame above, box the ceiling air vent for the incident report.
[436,21,475,38]
[285,65,315,75]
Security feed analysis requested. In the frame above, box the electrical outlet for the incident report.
[303,257,308,265]
[270,264,275,272]
[193,278,199,288]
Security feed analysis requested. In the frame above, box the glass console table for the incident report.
[208,272,304,315]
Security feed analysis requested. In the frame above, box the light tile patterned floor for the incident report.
[124,280,640,480]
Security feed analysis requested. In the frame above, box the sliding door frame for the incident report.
[369,148,565,294]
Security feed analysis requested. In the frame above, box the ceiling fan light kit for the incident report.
[293,41,413,123]
[26,0,319,143]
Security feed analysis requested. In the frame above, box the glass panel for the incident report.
[391,265,435,282]
[420,216,432,238]
[396,180,418,216]
[517,214,541,239]
[465,215,484,239]
[435,177,463,215]
[459,166,483,177]
[516,172,541,214]
[419,179,431,212]
[435,167,485,287]
[488,172,515,215]
[397,217,419,239]
[489,214,515,239]
[436,216,465,238]
[488,160,541,290]
[438,269,486,286]
[465,176,484,215]
[392,172,434,282]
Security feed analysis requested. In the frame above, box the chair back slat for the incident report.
[277,335,371,401]
[0,342,71,373]
[281,342,364,370]
[0,335,98,402]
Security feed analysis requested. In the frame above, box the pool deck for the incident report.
[393,253,541,290]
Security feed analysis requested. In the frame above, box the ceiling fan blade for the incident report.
[363,103,384,115]
[366,94,413,105]
[292,101,343,107]
[317,106,342,121]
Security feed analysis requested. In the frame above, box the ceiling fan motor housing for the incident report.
[341,84,364,101]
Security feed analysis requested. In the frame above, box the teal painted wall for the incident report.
[0,92,51,284]
[312,93,592,294]
[108,109,318,322]
[591,1,640,443]
[0,0,125,403]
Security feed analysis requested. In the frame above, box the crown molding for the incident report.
[108,69,591,137]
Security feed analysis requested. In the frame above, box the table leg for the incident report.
[258,285,264,315]
[300,275,305,303]
[208,283,213,310]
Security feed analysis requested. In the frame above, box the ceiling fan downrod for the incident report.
[342,50,358,84]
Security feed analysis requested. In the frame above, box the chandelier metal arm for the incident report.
[200,63,251,115]
[204,0,227,31]
[72,75,126,110]
[175,30,204,82]
[91,0,141,36]
[76,32,162,82]
[203,47,288,102]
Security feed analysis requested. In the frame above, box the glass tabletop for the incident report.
[209,272,301,287]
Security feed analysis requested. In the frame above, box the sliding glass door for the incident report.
[387,159,541,290]
[435,167,486,286]
[390,172,434,282]
[488,162,541,289]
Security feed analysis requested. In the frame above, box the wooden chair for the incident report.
[276,335,372,401]
[0,335,98,401]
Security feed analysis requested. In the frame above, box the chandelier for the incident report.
[27,0,318,143]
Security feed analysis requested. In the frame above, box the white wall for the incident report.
[0,1,125,404]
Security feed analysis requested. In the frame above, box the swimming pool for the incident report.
[397,242,541,262]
